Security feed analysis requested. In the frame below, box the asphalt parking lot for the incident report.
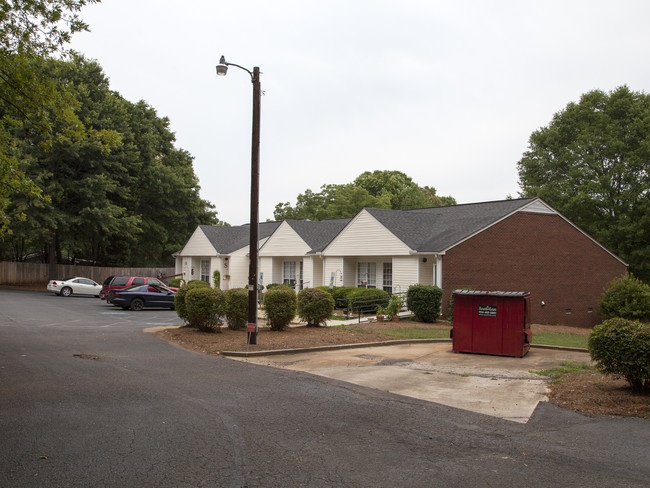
[2,289,649,487]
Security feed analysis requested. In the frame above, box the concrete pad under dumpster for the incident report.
[226,342,592,423]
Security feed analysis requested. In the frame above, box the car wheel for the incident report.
[61,287,72,297]
[130,298,145,311]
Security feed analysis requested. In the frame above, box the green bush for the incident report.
[262,286,297,331]
[185,287,226,332]
[169,278,182,288]
[266,283,292,291]
[347,288,389,313]
[188,279,209,286]
[316,285,334,295]
[332,286,358,305]
[297,288,335,327]
[600,274,650,321]
[225,288,248,330]
[384,294,402,318]
[213,270,221,289]
[175,280,210,325]
[588,318,650,394]
[407,284,443,322]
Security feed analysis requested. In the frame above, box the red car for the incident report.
[100,275,177,303]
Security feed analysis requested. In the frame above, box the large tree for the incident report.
[1,56,220,266]
[517,86,650,282]
[274,170,455,221]
[0,0,99,236]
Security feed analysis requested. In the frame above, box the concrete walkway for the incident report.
[229,341,591,423]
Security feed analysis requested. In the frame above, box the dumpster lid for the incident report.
[452,290,530,298]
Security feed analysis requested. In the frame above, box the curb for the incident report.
[219,339,589,357]
[220,340,589,358]
[220,339,452,357]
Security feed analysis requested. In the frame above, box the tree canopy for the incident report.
[1,1,222,267]
[1,56,221,266]
[0,0,99,236]
[273,170,456,221]
[517,86,650,282]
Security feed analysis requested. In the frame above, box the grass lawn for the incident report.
[530,332,588,349]
[530,360,597,382]
[341,324,589,348]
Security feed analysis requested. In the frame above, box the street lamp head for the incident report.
[216,55,228,76]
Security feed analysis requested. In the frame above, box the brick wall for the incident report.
[442,212,627,328]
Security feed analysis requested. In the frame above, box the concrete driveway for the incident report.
[228,342,591,423]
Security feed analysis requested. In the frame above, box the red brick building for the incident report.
[441,209,627,328]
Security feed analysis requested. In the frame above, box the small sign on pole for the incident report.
[246,323,256,333]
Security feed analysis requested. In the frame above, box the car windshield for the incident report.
[121,285,145,292]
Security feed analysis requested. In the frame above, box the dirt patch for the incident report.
[548,373,650,418]
[157,320,649,419]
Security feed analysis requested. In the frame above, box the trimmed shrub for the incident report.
[347,288,390,314]
[175,280,210,325]
[169,278,182,288]
[407,284,443,323]
[188,279,209,286]
[588,318,650,394]
[266,283,292,291]
[332,286,358,306]
[297,288,335,327]
[316,285,334,295]
[599,275,650,322]
[185,287,226,332]
[225,288,248,330]
[263,286,297,331]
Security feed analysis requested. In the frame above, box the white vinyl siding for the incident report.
[521,200,556,214]
[228,246,250,289]
[302,258,314,288]
[324,210,411,256]
[418,256,435,286]
[393,256,419,293]
[260,222,310,256]
[324,257,344,288]
[311,256,323,288]
[180,228,217,255]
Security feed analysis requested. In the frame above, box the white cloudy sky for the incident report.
[69,0,650,225]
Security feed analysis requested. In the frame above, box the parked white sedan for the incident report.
[47,277,102,297]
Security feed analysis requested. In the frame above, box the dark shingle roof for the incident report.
[365,198,540,252]
[285,218,351,253]
[199,221,281,254]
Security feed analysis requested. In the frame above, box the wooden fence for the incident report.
[0,262,175,286]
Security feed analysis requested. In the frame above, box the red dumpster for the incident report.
[451,290,531,357]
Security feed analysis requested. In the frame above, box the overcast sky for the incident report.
[68,0,650,225]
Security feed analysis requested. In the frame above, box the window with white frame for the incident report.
[200,259,210,283]
[383,262,392,294]
[283,261,296,286]
[357,262,377,288]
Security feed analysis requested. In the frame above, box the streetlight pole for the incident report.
[216,56,261,345]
